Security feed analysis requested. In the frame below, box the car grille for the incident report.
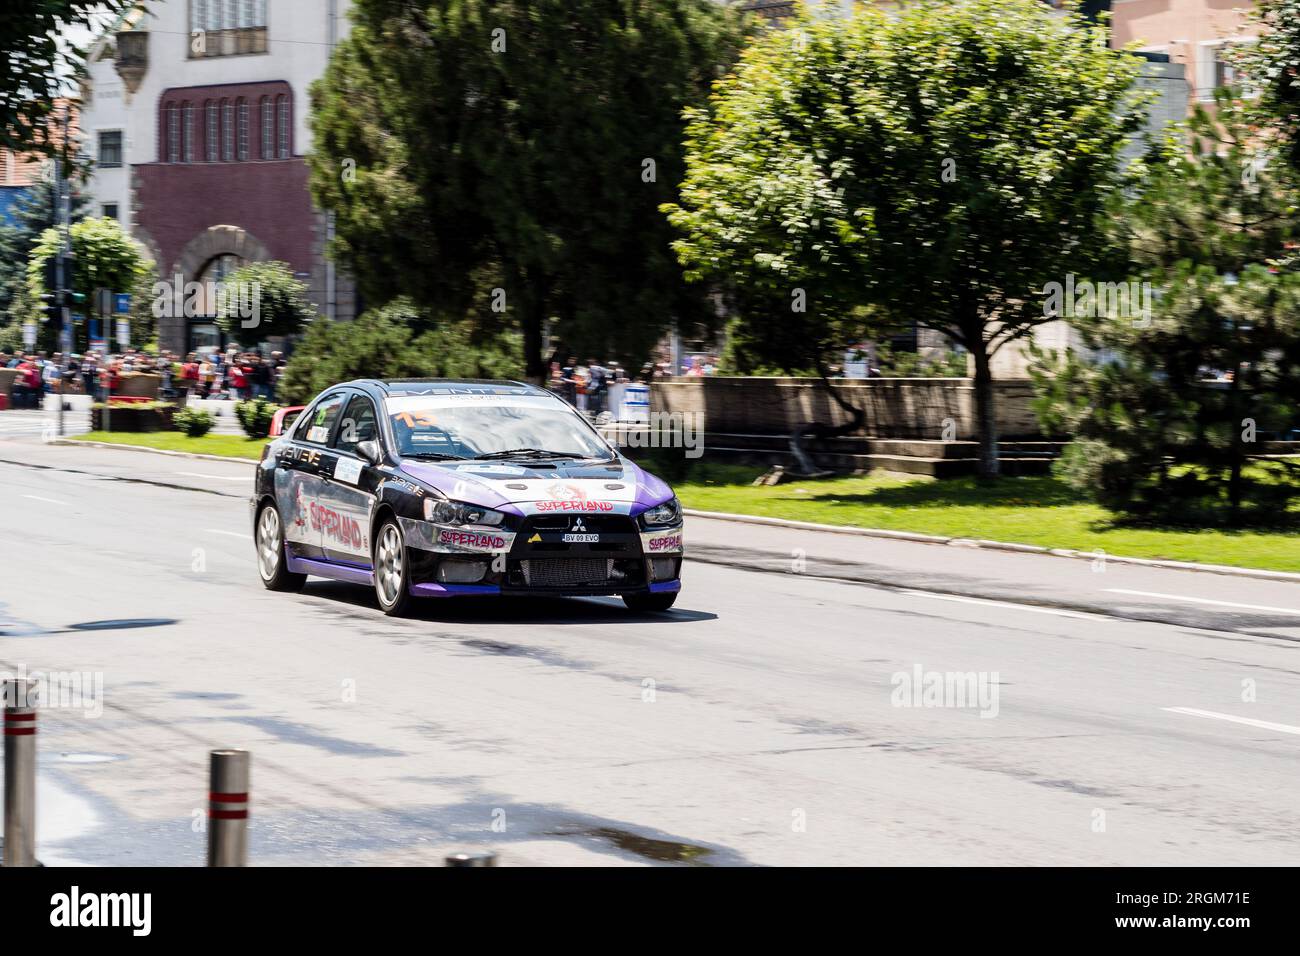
[521,558,614,588]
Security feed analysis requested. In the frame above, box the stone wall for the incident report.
[651,376,1043,440]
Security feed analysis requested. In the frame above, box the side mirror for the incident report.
[356,439,382,466]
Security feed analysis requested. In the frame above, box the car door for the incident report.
[275,390,347,559]
[318,392,380,566]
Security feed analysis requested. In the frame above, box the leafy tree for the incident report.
[0,178,89,336]
[1031,94,1300,527]
[1237,0,1300,172]
[277,299,521,405]
[0,1,132,153]
[307,0,751,381]
[26,215,147,352]
[665,0,1145,476]
[215,260,317,342]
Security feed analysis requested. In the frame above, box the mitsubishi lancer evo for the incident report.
[251,379,684,616]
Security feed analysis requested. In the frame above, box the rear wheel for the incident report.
[623,591,678,613]
[373,518,413,617]
[256,502,306,591]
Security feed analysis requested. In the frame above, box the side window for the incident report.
[297,393,345,445]
[334,396,377,455]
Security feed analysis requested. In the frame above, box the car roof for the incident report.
[340,378,548,399]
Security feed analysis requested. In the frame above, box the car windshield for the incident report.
[384,392,613,461]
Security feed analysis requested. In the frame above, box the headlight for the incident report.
[423,498,506,527]
[640,497,681,528]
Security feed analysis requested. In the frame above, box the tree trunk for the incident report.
[971,344,1000,479]
[786,366,867,475]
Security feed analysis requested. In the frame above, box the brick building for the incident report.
[78,1,357,355]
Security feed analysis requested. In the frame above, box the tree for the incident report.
[0,177,89,333]
[1031,94,1300,527]
[215,260,317,342]
[664,0,1145,477]
[276,299,521,405]
[26,215,148,352]
[1238,0,1300,172]
[0,1,132,154]
[307,0,751,382]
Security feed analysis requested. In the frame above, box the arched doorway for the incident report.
[171,225,269,354]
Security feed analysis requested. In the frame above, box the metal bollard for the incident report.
[207,749,250,867]
[3,678,38,867]
[445,850,498,867]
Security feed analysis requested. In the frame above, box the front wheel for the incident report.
[256,502,306,592]
[372,518,413,617]
[623,591,678,613]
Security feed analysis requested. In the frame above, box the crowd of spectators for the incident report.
[0,347,287,407]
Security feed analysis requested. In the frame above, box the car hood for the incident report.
[397,456,674,518]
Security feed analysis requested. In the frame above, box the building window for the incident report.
[166,104,179,163]
[237,99,249,160]
[206,101,219,162]
[189,0,267,58]
[97,129,123,168]
[260,96,273,159]
[1198,40,1256,102]
[222,100,234,161]
[102,203,119,220]
[182,102,194,162]
[277,94,290,158]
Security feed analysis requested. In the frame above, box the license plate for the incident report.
[561,533,599,543]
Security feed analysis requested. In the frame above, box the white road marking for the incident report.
[897,588,1103,621]
[1106,589,1300,616]
[1163,707,1300,736]
[205,529,252,540]
[21,494,67,506]
[176,471,251,481]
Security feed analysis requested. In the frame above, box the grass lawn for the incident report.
[72,431,271,460]
[674,465,1300,573]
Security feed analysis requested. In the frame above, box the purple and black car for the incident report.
[250,379,683,616]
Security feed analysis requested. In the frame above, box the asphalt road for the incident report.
[1,435,1299,866]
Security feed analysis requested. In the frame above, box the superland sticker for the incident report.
[642,528,684,553]
[437,528,510,551]
[311,501,366,551]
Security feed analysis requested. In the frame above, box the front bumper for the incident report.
[400,515,683,597]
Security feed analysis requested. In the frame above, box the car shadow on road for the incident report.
[299,580,717,626]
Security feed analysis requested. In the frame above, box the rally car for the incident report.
[250,379,683,616]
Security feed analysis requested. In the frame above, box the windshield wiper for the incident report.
[472,448,587,461]
[402,451,466,461]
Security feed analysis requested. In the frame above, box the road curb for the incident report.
[682,508,1300,583]
[50,438,261,465]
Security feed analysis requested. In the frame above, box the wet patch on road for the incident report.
[67,618,177,632]
[546,824,714,865]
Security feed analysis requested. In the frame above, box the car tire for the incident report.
[372,517,413,617]
[255,501,306,592]
[622,590,678,613]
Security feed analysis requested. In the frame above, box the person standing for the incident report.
[586,357,608,418]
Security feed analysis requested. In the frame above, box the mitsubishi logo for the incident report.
[572,517,587,532]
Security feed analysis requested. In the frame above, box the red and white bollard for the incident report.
[3,678,38,867]
[207,749,249,866]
